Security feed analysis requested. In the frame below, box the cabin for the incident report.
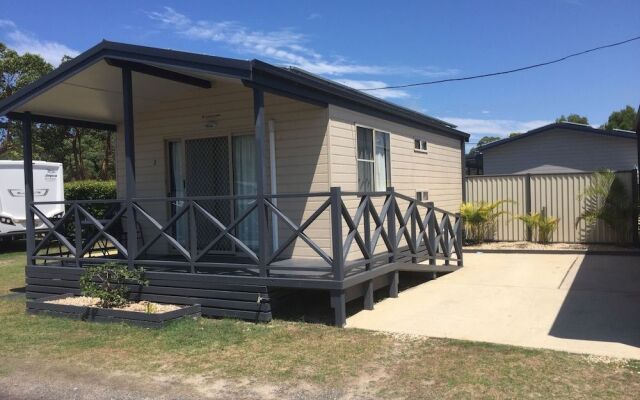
[478,122,638,175]
[0,41,468,326]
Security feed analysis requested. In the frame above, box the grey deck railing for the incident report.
[28,187,463,282]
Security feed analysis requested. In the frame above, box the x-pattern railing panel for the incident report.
[266,198,333,265]
[77,205,128,257]
[29,189,463,276]
[32,203,77,256]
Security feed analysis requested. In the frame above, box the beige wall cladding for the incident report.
[327,105,464,213]
[328,105,464,260]
[465,171,637,243]
[482,129,638,175]
[115,79,331,258]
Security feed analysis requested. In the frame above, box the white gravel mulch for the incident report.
[45,296,181,313]
[465,241,636,252]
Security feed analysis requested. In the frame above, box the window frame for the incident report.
[416,190,429,202]
[414,138,428,153]
[355,125,391,192]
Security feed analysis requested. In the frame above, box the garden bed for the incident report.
[464,241,640,255]
[26,294,201,328]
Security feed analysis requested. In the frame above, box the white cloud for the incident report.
[439,117,551,138]
[146,7,457,78]
[335,79,410,100]
[307,13,322,20]
[0,20,78,66]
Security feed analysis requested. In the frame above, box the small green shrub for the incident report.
[79,263,148,308]
[459,201,510,243]
[64,180,117,218]
[64,180,116,200]
[518,208,559,244]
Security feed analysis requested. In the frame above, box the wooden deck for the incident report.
[25,189,464,326]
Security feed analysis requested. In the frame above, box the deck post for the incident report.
[364,281,374,310]
[387,187,397,263]
[253,88,269,277]
[363,195,371,270]
[410,203,417,263]
[443,216,450,266]
[330,289,346,327]
[21,113,35,266]
[330,187,344,281]
[122,66,137,270]
[456,214,464,266]
[389,270,399,298]
[427,203,436,265]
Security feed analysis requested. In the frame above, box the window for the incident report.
[356,126,390,191]
[414,138,428,153]
[416,190,429,202]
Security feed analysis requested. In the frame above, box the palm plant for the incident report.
[518,208,559,244]
[459,201,509,243]
[577,170,633,239]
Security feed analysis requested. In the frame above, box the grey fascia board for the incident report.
[0,40,252,117]
[250,60,470,141]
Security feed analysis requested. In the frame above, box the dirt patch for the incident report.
[45,296,181,313]
[0,361,370,400]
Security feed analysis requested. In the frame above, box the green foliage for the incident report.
[79,263,148,308]
[518,209,559,244]
[468,135,502,155]
[0,42,53,100]
[601,105,637,131]
[65,180,117,201]
[459,201,509,243]
[556,114,589,124]
[578,170,633,238]
[0,42,115,181]
[65,180,117,218]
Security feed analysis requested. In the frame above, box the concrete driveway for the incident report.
[347,253,640,359]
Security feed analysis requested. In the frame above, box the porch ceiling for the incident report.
[10,60,242,125]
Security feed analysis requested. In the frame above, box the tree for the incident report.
[601,105,637,131]
[0,42,116,181]
[555,114,589,124]
[0,43,53,100]
[508,132,521,138]
[468,135,501,155]
[0,43,54,155]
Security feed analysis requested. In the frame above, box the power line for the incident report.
[362,34,640,91]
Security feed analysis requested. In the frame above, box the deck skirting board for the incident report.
[25,267,272,322]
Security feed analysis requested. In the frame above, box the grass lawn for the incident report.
[1,249,639,399]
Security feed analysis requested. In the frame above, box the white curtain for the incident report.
[374,132,389,191]
[169,141,188,246]
[232,135,258,251]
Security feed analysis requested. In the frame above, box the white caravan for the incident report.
[0,161,65,237]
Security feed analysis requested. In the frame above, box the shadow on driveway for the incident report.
[549,254,640,348]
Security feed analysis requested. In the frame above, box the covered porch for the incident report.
[1,42,464,326]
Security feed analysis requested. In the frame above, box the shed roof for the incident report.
[477,122,637,152]
[0,40,469,141]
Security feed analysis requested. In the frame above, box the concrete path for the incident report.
[347,253,640,359]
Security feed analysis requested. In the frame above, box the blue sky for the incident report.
[0,0,638,146]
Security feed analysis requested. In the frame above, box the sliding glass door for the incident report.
[167,134,258,255]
